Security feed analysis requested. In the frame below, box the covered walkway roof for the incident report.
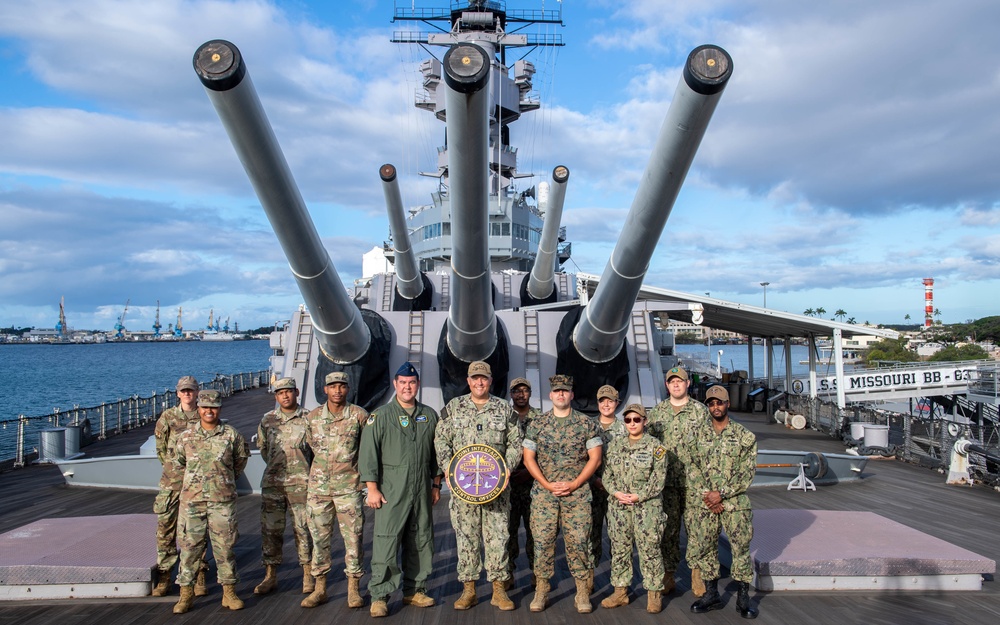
[577,273,899,340]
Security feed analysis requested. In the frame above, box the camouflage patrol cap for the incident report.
[273,377,297,391]
[176,376,199,392]
[597,384,619,401]
[622,403,647,418]
[509,377,531,391]
[705,385,730,402]
[325,371,349,385]
[197,389,223,407]
[468,361,492,377]
[666,366,689,382]
[549,374,573,392]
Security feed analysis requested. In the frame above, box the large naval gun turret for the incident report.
[193,1,732,412]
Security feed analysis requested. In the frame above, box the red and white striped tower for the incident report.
[923,278,934,327]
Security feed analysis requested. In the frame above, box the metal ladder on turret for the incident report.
[293,312,314,368]
[439,274,450,309]
[524,309,541,391]
[407,312,425,371]
[631,310,652,399]
[502,273,512,310]
[381,275,394,312]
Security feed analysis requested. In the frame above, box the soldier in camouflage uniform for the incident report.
[522,374,603,614]
[172,390,251,614]
[599,404,668,614]
[254,377,313,597]
[646,366,709,596]
[506,377,540,586]
[685,385,758,619]
[590,384,627,589]
[436,361,522,611]
[300,371,368,610]
[361,362,443,618]
[151,376,203,597]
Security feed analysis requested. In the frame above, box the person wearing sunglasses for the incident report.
[685,385,758,619]
[600,403,668,613]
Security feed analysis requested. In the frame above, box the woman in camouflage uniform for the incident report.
[600,404,668,614]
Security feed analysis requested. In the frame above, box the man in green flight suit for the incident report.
[360,362,443,618]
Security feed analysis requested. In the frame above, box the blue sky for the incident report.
[1,0,998,332]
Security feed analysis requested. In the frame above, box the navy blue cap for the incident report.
[395,362,419,379]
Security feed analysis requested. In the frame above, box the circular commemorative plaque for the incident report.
[447,444,509,504]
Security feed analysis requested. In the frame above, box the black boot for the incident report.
[735,581,758,619]
[690,578,724,613]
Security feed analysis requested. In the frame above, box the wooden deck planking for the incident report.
[1,388,998,624]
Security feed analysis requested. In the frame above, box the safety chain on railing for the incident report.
[0,370,268,471]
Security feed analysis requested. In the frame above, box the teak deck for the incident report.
[2,387,999,624]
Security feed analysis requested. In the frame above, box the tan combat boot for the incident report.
[453,580,477,610]
[691,568,705,597]
[586,569,595,595]
[646,590,662,614]
[402,591,435,607]
[302,564,314,594]
[662,569,676,595]
[528,580,549,612]
[574,577,593,613]
[221,583,244,610]
[254,564,278,595]
[347,575,364,608]
[172,585,195,614]
[491,580,514,611]
[600,586,629,608]
[194,568,209,597]
[151,568,172,597]
[300,574,327,608]
[370,598,389,617]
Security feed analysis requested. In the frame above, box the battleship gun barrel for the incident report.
[380,164,424,300]
[527,166,570,301]
[193,40,370,364]
[443,43,497,362]
[573,45,733,363]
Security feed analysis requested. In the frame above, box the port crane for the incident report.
[174,307,184,337]
[152,300,162,338]
[114,299,130,339]
[55,296,69,339]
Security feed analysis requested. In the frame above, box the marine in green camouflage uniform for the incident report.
[506,378,541,579]
[256,377,312,587]
[646,366,709,582]
[591,384,627,570]
[523,375,603,613]
[152,376,201,591]
[360,363,442,614]
[304,372,368,584]
[684,385,758,618]
[175,391,250,590]
[602,405,667,595]
[436,362,522,605]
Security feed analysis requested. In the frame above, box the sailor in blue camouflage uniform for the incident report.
[254,377,313,597]
[590,384,627,590]
[685,385,758,619]
[645,365,709,596]
[436,361,522,611]
[599,404,668,614]
[506,377,541,586]
[522,374,603,614]
[172,389,251,614]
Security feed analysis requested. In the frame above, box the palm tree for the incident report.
[834,309,847,322]
[803,308,815,316]
[904,313,911,323]
[847,316,856,324]
[816,307,827,318]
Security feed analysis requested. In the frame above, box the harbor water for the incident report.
[0,340,271,462]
